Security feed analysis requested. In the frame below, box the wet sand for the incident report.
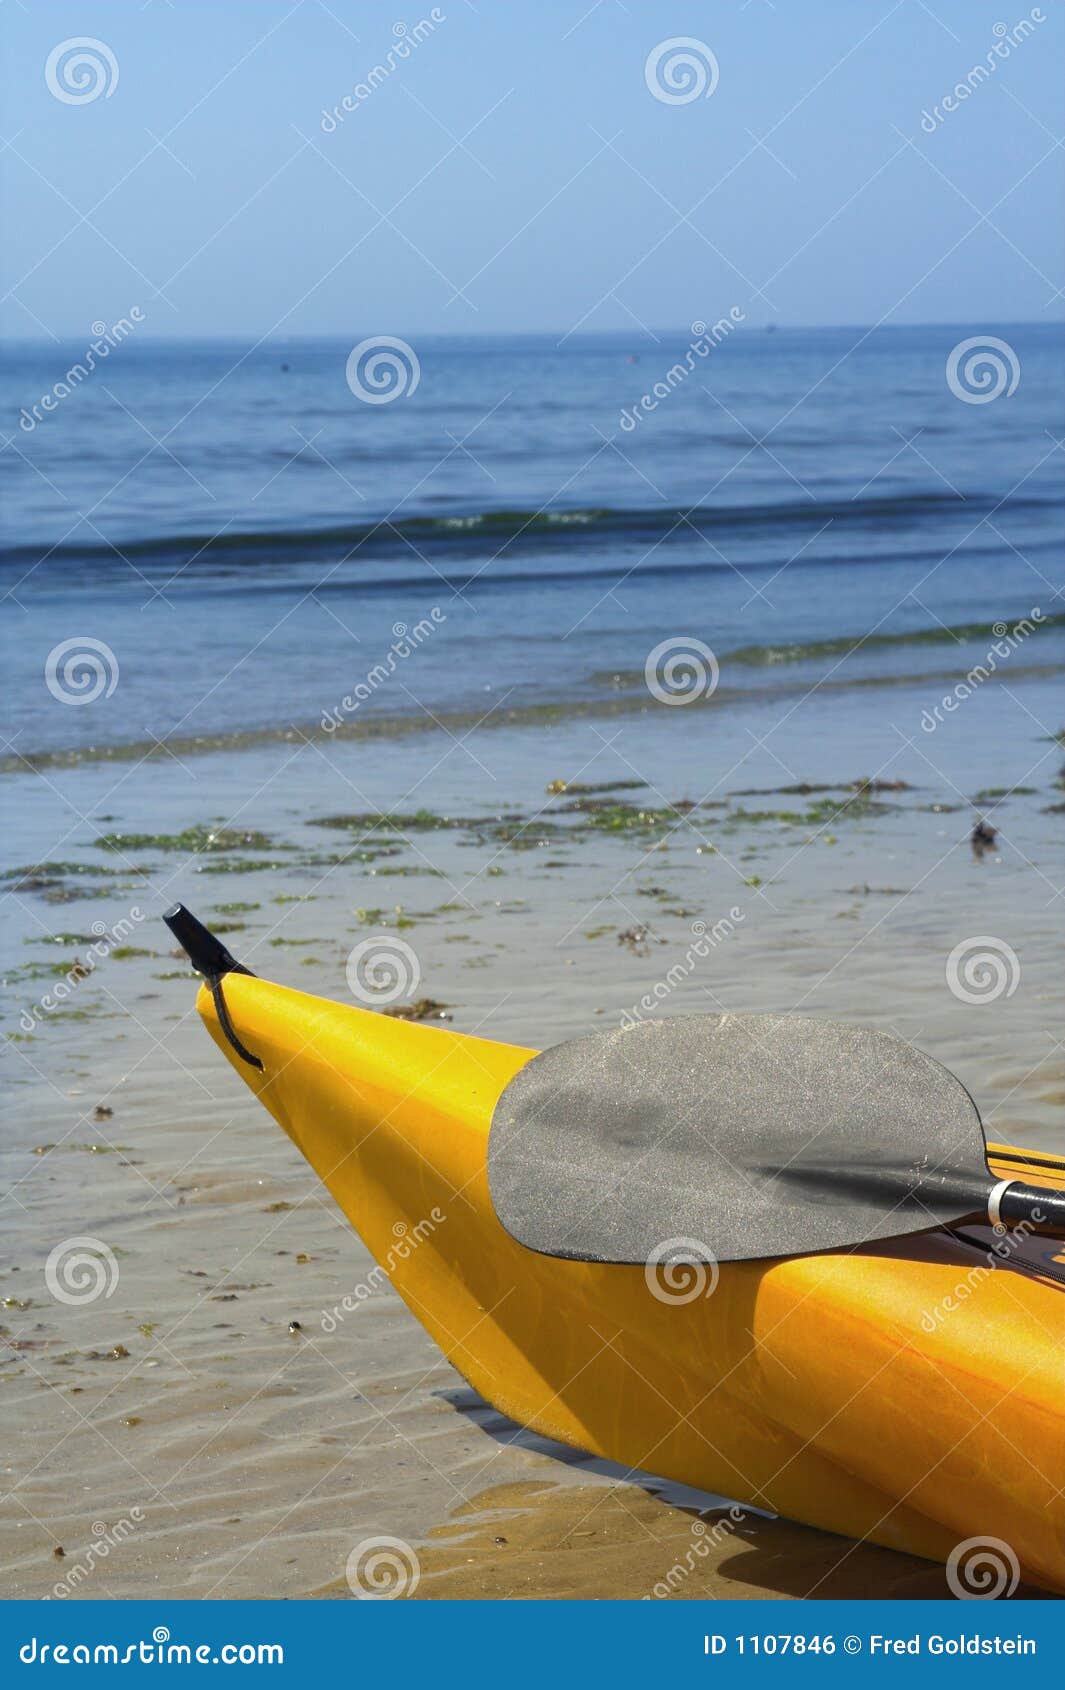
[2,709,1063,1600]
[400,1479,1054,1601]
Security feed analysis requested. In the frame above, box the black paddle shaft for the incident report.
[768,1159,1065,1237]
[996,1181,1065,1236]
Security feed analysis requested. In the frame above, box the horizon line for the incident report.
[2,316,1063,347]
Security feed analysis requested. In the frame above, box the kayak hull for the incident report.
[200,976,1065,1593]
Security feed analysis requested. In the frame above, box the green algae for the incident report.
[4,860,150,884]
[545,778,647,796]
[6,958,92,985]
[25,932,95,946]
[368,864,444,877]
[192,857,296,875]
[381,998,452,1022]
[311,809,473,833]
[96,824,282,853]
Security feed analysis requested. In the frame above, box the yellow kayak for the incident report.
[191,968,1065,1593]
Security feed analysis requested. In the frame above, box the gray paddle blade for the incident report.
[487,1014,991,1263]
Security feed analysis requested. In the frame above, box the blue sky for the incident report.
[3,0,1063,338]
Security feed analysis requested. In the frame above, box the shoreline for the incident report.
[3,656,1061,776]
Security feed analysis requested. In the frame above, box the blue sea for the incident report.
[3,323,1062,766]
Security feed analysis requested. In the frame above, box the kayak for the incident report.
[188,965,1065,1592]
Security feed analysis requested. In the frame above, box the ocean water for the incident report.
[2,323,1063,764]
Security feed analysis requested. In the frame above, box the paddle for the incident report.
[486,1014,1065,1263]
[162,908,1065,1265]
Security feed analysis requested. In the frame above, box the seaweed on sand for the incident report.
[95,825,281,853]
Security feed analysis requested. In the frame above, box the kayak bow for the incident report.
[166,907,1065,1592]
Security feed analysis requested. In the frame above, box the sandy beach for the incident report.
[3,695,1062,1600]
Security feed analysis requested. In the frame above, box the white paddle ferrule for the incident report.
[986,1179,1016,1229]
